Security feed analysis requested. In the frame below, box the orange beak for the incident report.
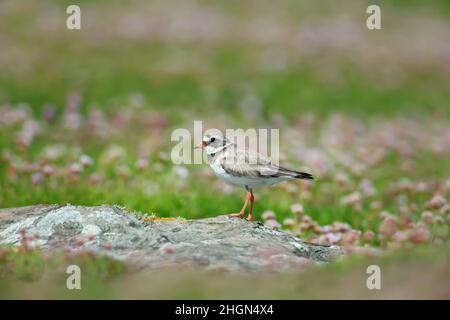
[194,142,205,149]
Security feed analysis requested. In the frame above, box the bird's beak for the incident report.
[194,142,205,150]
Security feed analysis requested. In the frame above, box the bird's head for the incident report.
[195,134,232,155]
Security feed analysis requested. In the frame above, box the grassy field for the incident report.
[1,247,448,299]
[0,0,449,298]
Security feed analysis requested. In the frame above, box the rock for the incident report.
[0,204,344,272]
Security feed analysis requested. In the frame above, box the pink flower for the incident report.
[335,173,349,187]
[136,158,149,171]
[378,216,397,236]
[101,145,125,165]
[415,182,429,193]
[80,155,93,168]
[290,203,304,214]
[363,230,375,242]
[399,208,413,227]
[343,230,360,245]
[370,201,382,210]
[173,165,189,179]
[117,165,131,178]
[42,105,56,122]
[421,211,434,224]
[324,233,341,244]
[360,179,377,196]
[332,221,351,232]
[262,210,276,220]
[282,218,295,228]
[440,205,450,214]
[409,224,430,244]
[69,163,82,175]
[397,178,414,193]
[161,244,176,254]
[340,192,362,206]
[264,219,281,229]
[145,112,168,131]
[298,222,311,232]
[426,194,446,210]
[89,174,102,186]
[31,172,44,186]
[379,211,392,220]
[101,242,112,250]
[392,230,411,242]
[42,164,55,177]
[312,224,322,234]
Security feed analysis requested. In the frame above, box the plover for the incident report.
[195,133,314,221]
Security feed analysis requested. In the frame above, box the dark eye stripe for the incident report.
[203,136,223,145]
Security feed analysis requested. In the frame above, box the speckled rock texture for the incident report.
[0,204,343,272]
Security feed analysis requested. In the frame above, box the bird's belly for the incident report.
[214,170,288,188]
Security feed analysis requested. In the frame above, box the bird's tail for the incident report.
[277,166,314,180]
[294,171,314,180]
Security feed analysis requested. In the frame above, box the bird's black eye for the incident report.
[210,137,216,142]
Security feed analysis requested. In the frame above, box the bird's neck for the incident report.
[206,142,234,156]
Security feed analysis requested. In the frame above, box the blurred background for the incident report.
[0,0,449,298]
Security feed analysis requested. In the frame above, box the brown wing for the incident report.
[219,148,288,178]
[219,147,314,180]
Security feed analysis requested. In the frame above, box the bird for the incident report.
[195,133,314,221]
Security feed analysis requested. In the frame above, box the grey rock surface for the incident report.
[0,204,343,272]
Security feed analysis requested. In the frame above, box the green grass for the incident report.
[1,1,450,116]
[1,245,448,299]
[0,245,125,282]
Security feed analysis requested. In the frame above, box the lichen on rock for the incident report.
[0,204,344,272]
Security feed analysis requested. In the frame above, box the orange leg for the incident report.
[246,191,255,221]
[228,192,251,218]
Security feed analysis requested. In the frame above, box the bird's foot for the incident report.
[228,212,244,218]
[245,214,252,221]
